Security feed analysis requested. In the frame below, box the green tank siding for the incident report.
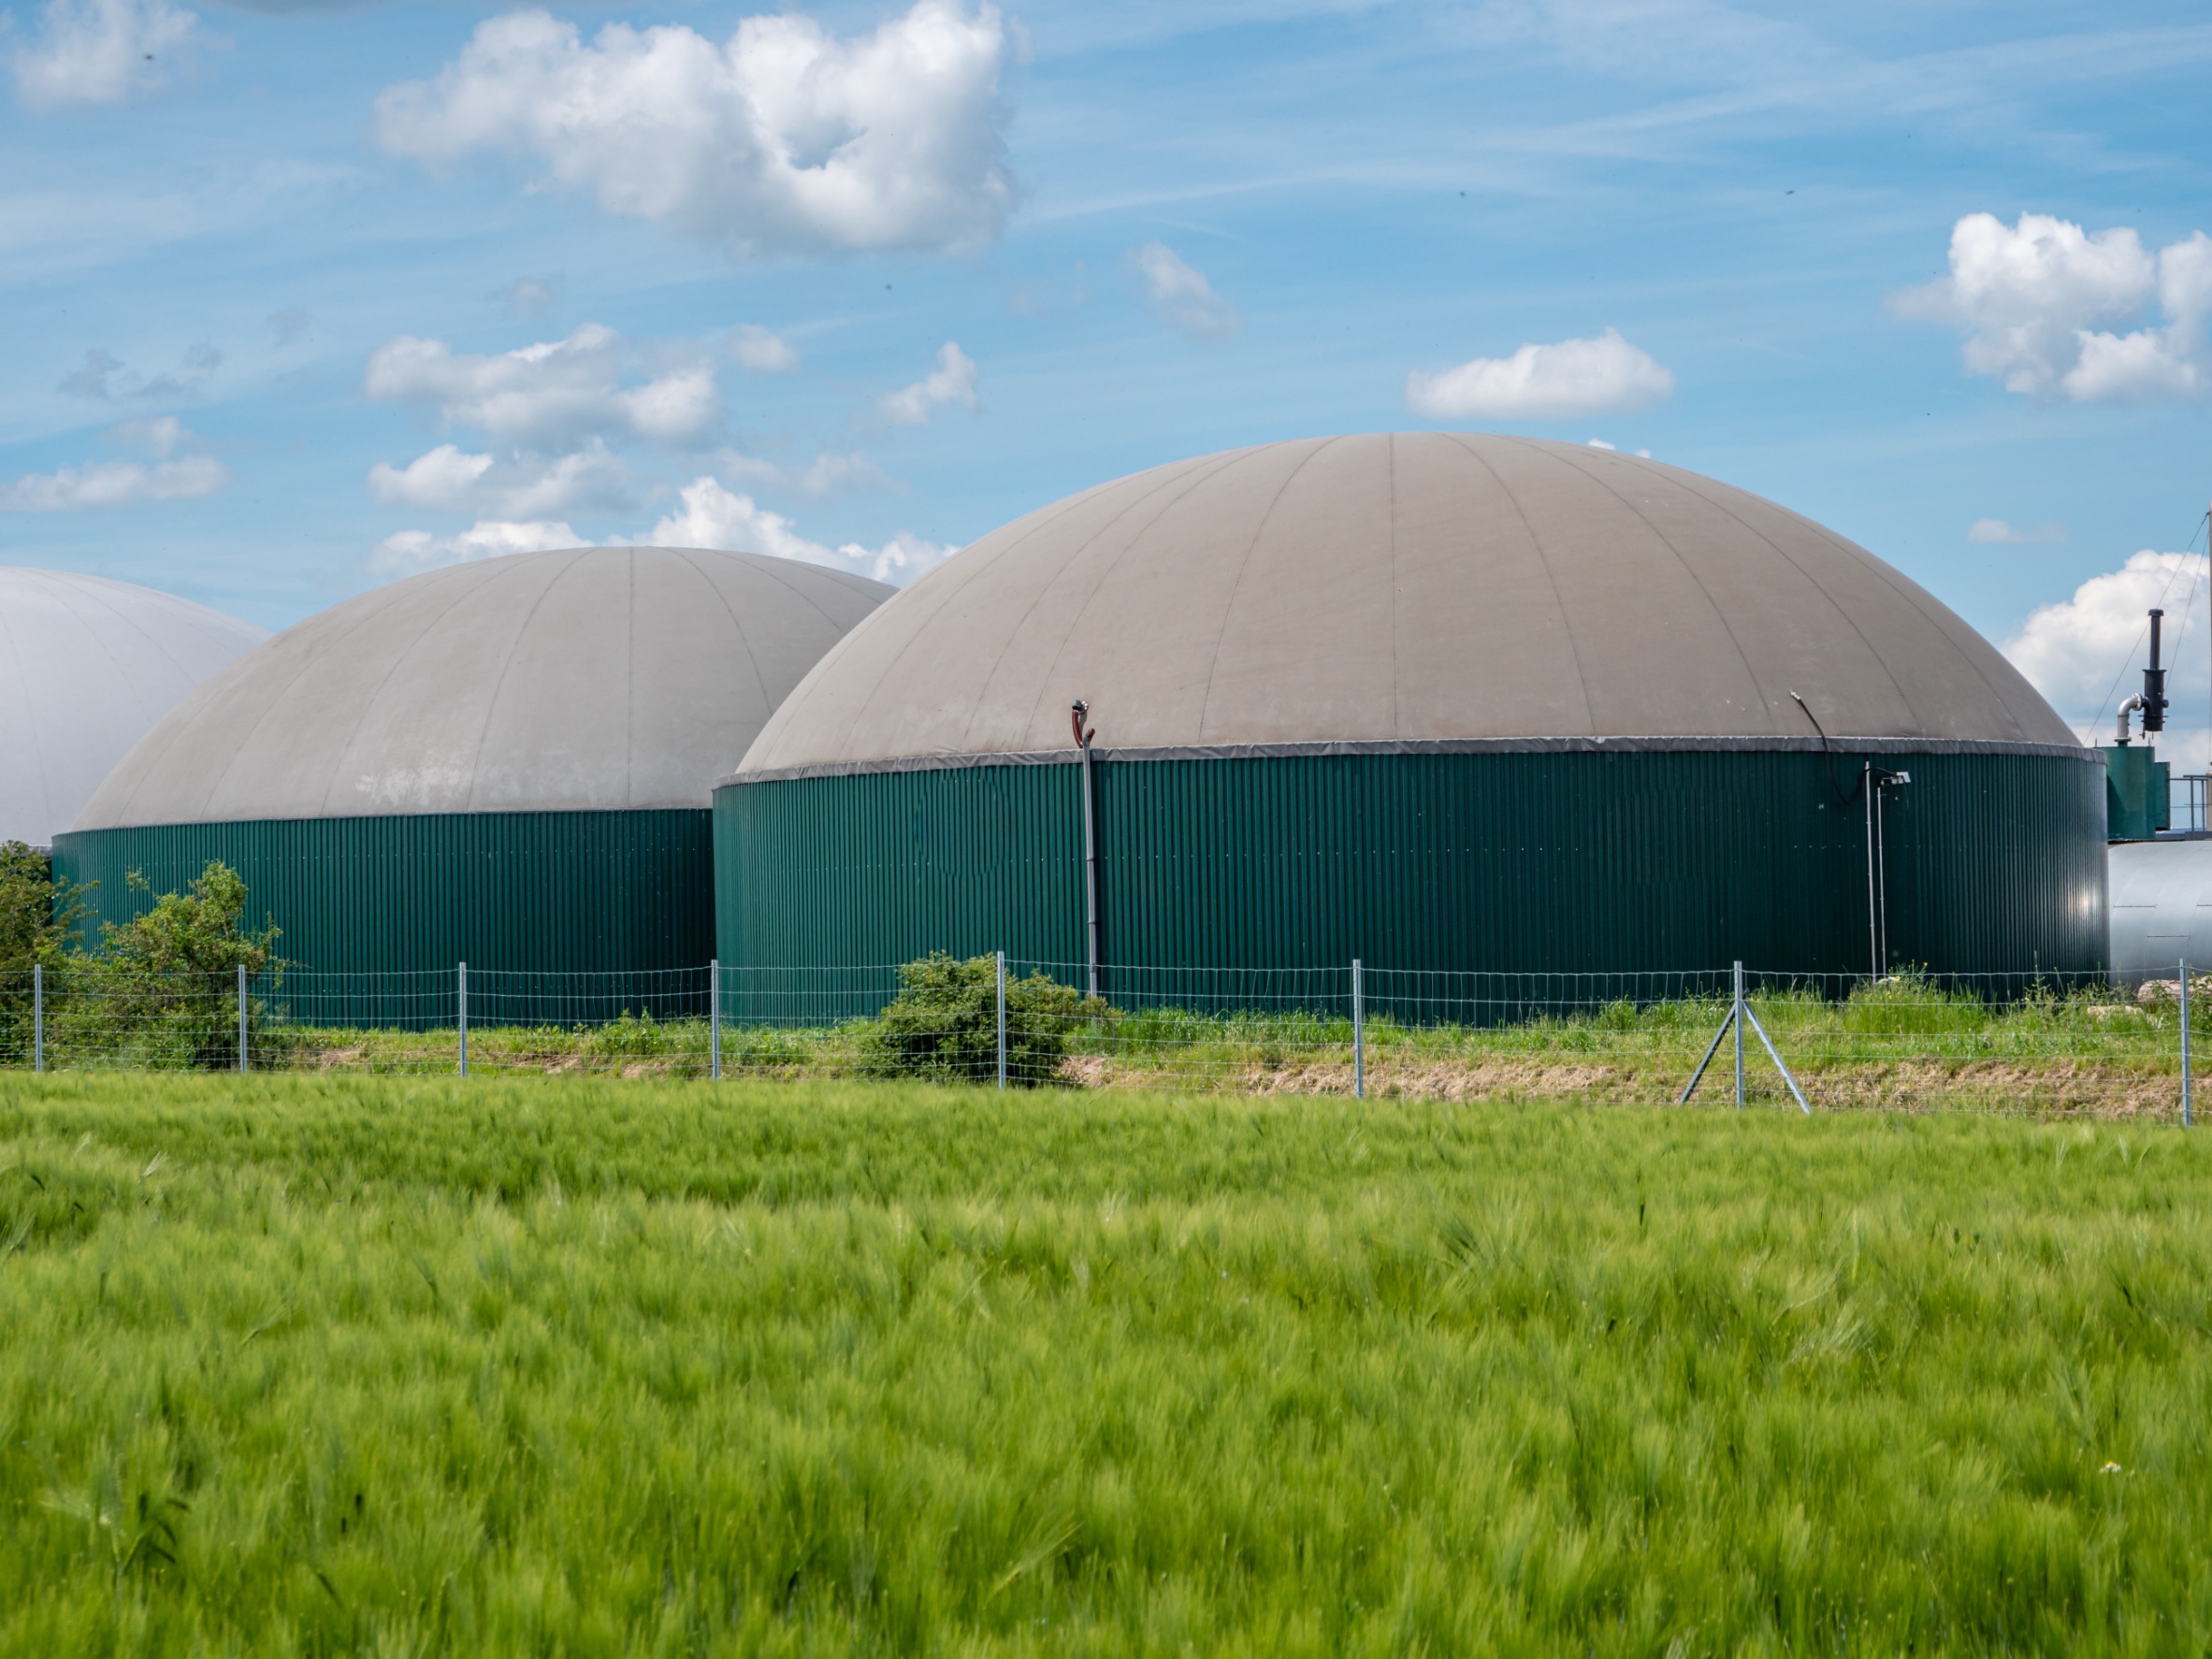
[53,809,713,1026]
[715,749,2107,1017]
[712,763,1086,1021]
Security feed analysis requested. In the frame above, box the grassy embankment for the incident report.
[169,975,2200,1114]
[3,1073,2210,1653]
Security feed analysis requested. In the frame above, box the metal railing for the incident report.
[2169,772,2211,834]
[3,956,2208,1118]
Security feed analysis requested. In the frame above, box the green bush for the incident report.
[0,842,87,1060]
[51,862,282,1070]
[865,952,1100,1086]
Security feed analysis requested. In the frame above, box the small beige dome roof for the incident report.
[737,433,2076,777]
[79,547,889,830]
[0,567,266,845]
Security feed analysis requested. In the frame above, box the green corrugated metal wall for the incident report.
[714,749,2107,1014]
[52,810,712,1024]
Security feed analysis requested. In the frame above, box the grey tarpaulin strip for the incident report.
[726,733,2102,787]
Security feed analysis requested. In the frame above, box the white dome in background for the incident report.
[75,547,891,830]
[0,567,266,847]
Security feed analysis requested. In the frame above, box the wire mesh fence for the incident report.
[2,957,2206,1117]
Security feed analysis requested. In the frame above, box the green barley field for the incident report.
[3,1076,2209,1655]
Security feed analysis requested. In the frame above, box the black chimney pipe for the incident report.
[2146,607,2168,732]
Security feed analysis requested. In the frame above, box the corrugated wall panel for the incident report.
[52,810,713,1024]
[716,750,2107,1015]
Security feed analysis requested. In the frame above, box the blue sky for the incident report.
[6,0,2212,751]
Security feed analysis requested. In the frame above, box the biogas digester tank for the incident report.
[57,546,889,1020]
[714,434,2106,1007]
[0,566,265,849]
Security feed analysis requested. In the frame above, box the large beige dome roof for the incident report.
[738,433,2075,778]
[79,547,889,830]
[0,567,266,845]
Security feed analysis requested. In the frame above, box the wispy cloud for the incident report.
[368,440,629,518]
[1129,242,1242,339]
[12,0,196,110]
[877,341,978,425]
[57,341,220,401]
[490,276,557,321]
[731,325,799,373]
[718,449,894,498]
[0,453,225,511]
[1968,517,2067,545]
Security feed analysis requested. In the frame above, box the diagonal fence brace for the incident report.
[1742,1002,1812,1115]
[1678,1003,1738,1105]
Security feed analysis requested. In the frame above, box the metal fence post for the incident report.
[238,962,249,1075]
[2184,958,2193,1128]
[995,950,1007,1089]
[32,962,42,1074]
[1352,958,1365,1100]
[1733,960,1745,1110]
[458,960,469,1078]
[710,958,721,1082]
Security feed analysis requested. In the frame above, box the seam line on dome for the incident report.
[710,545,875,629]
[1444,434,1597,734]
[197,558,477,823]
[1195,438,1342,744]
[1723,490,2031,742]
[61,572,198,692]
[1512,437,1780,731]
[1387,434,1400,736]
[810,462,1122,766]
[678,549,776,754]
[1004,448,1267,751]
[453,549,586,816]
[1642,463,1978,739]
[626,553,637,807]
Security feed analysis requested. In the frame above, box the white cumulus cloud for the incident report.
[1130,242,1241,339]
[0,454,225,511]
[372,476,950,584]
[364,324,718,450]
[373,0,1012,258]
[877,341,977,426]
[1405,327,1674,421]
[731,325,799,373]
[629,477,950,582]
[12,0,196,110]
[2006,550,2210,723]
[1896,212,2212,401]
[370,517,582,574]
